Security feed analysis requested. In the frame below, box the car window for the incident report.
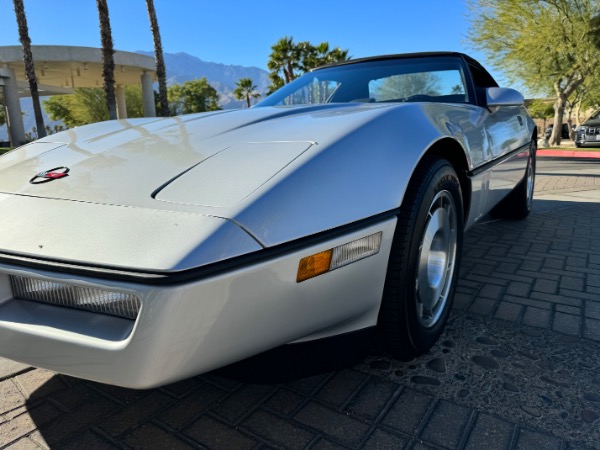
[258,56,470,107]
[277,78,341,106]
[368,70,466,103]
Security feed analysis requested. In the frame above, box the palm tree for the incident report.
[233,78,261,108]
[146,0,169,117]
[267,37,301,85]
[96,0,117,120]
[12,0,45,138]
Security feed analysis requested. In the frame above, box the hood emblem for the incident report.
[30,166,70,184]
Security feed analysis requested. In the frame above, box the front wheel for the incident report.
[378,157,464,360]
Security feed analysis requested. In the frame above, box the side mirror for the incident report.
[485,87,524,107]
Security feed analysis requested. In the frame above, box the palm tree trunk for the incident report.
[96,0,117,120]
[146,0,169,117]
[13,0,45,138]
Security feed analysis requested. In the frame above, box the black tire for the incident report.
[378,157,464,360]
[575,142,582,148]
[489,140,536,220]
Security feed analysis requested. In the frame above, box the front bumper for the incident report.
[575,131,600,147]
[0,218,395,389]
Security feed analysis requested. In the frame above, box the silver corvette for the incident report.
[0,52,536,388]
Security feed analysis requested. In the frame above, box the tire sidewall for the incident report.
[402,162,464,352]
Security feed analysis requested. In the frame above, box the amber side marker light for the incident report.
[297,232,382,283]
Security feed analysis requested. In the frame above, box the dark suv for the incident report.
[545,123,571,140]
[575,111,600,147]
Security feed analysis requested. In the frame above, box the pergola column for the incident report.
[141,71,156,117]
[0,66,26,146]
[116,84,127,119]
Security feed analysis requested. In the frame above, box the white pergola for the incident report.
[0,45,157,146]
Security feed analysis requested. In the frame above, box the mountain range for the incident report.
[1,51,271,141]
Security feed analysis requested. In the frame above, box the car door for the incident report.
[466,59,531,214]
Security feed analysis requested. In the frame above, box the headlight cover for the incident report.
[9,275,141,320]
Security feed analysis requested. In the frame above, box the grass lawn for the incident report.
[0,148,13,154]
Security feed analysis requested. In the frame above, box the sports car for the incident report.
[0,52,536,388]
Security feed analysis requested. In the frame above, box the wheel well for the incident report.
[419,138,471,220]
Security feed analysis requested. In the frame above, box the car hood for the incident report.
[581,120,600,127]
[0,104,398,271]
[0,104,387,209]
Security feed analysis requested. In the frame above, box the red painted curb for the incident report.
[537,149,600,159]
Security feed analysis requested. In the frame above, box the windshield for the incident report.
[258,56,469,107]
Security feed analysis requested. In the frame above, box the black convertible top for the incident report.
[315,51,480,71]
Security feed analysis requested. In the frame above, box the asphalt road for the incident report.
[0,157,599,449]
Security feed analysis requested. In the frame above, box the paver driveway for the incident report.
[1,158,599,450]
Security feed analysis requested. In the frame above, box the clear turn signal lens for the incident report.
[297,232,382,283]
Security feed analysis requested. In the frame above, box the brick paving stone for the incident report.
[543,258,565,270]
[0,403,61,447]
[530,292,582,307]
[159,377,204,398]
[264,388,306,417]
[560,290,600,302]
[522,306,552,328]
[585,302,600,320]
[507,281,531,297]
[453,292,473,310]
[36,397,118,446]
[465,413,514,450]
[5,437,44,449]
[122,422,194,449]
[552,312,582,336]
[310,438,349,449]
[345,377,398,421]
[381,388,432,435]
[315,369,367,407]
[588,274,600,288]
[88,382,146,405]
[184,415,257,450]
[27,431,48,450]
[242,409,315,448]
[561,276,586,291]
[583,318,600,341]
[14,370,66,400]
[157,382,227,430]
[534,278,558,294]
[494,302,523,322]
[0,359,30,382]
[419,400,472,449]
[295,402,370,447]
[286,373,331,395]
[520,260,542,272]
[57,430,120,449]
[213,384,276,424]
[99,391,173,437]
[468,298,496,316]
[479,284,504,300]
[0,380,26,415]
[515,428,562,450]
[501,295,551,310]
[362,429,408,449]
[556,305,582,316]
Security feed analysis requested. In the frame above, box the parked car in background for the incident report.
[575,110,600,147]
[545,123,571,140]
[0,52,536,388]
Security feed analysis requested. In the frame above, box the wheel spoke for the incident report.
[415,190,458,328]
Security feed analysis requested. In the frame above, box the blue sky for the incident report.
[0,0,505,84]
